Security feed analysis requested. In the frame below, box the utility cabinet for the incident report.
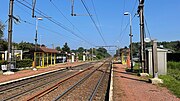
[146,48,168,75]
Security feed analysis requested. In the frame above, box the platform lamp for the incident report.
[124,12,133,71]
[33,17,43,70]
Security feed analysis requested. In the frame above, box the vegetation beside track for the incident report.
[125,61,180,98]
[159,61,180,98]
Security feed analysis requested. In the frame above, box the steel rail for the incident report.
[89,62,110,101]
[0,68,66,92]
[1,63,92,101]
[26,65,94,101]
[1,69,73,101]
[0,63,91,92]
[53,62,106,101]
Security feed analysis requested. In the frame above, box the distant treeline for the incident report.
[132,41,180,54]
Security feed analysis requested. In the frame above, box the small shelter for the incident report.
[30,46,58,68]
[120,48,130,65]
[146,48,168,75]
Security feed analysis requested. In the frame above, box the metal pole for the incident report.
[32,0,36,18]
[7,0,14,71]
[34,18,38,69]
[71,0,75,16]
[129,13,133,71]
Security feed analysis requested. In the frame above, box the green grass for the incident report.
[125,61,180,98]
[159,75,180,98]
[167,61,180,70]
[168,69,180,81]
[158,61,180,98]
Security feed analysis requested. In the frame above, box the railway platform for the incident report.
[0,62,85,84]
[112,64,179,101]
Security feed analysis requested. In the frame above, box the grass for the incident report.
[158,61,180,98]
[124,61,180,98]
[159,75,180,98]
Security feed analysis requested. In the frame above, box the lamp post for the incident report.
[35,17,43,49]
[34,17,42,70]
[124,12,133,71]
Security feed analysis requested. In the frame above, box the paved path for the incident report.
[0,62,84,83]
[113,64,179,101]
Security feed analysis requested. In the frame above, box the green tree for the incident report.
[62,42,70,53]
[0,40,8,51]
[77,47,85,53]
[17,41,34,51]
[176,41,180,53]
[55,46,61,51]
[96,47,110,59]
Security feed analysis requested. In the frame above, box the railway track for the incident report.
[26,60,112,101]
[0,62,94,101]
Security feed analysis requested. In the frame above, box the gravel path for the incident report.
[113,64,180,101]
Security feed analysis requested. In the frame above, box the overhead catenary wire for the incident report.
[115,16,136,47]
[15,0,96,47]
[131,0,138,14]
[91,0,103,35]
[145,19,152,40]
[14,4,87,44]
[49,0,95,46]
[115,0,138,48]
[80,0,107,46]
[20,19,82,42]
[13,3,83,43]
[115,0,126,48]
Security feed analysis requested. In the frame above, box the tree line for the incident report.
[131,41,180,54]
[0,20,110,60]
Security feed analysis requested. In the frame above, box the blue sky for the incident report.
[0,0,180,54]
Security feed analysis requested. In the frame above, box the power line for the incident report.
[15,0,96,47]
[49,0,95,46]
[13,3,83,43]
[114,16,136,48]
[91,0,103,34]
[19,19,82,42]
[115,0,138,48]
[120,0,126,33]
[114,0,126,48]
[145,18,152,40]
[80,0,107,46]
[131,0,138,14]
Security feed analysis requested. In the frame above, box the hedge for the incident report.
[16,59,33,68]
[167,61,180,81]
[0,60,7,65]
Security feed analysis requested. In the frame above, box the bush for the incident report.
[16,59,33,68]
[168,69,180,81]
[159,61,180,98]
[167,61,180,81]
[0,60,7,65]
[167,61,180,70]
[159,75,180,98]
